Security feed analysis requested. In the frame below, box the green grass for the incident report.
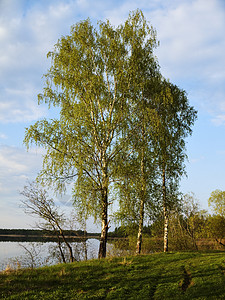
[0,251,224,299]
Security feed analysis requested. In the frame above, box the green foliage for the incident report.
[24,9,159,223]
[148,79,197,172]
[114,75,197,254]
[208,215,225,245]
[0,252,224,299]
[108,224,152,238]
[209,189,225,217]
[23,9,197,256]
[148,193,211,251]
[150,214,164,238]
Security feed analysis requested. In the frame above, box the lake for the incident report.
[0,239,100,271]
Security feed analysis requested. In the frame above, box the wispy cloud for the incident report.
[0,145,43,196]
[0,0,81,124]
[0,133,7,140]
[0,144,45,225]
[0,86,47,123]
[149,0,225,112]
[151,0,225,75]
[190,156,205,164]
[102,0,225,118]
[211,114,225,126]
[1,0,224,124]
[0,0,225,227]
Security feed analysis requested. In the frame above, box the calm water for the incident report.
[0,239,100,270]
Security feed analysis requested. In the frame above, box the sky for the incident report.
[0,0,225,230]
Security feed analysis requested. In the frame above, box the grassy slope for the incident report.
[0,252,224,299]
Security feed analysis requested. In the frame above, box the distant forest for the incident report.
[0,228,86,236]
[0,229,100,242]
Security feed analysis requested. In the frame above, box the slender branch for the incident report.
[215,238,225,247]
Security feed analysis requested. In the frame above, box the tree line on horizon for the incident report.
[109,191,225,251]
[23,9,198,259]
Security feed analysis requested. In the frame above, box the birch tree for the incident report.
[113,60,161,255]
[208,190,225,217]
[148,79,197,252]
[115,133,157,255]
[130,104,158,255]
[24,10,158,258]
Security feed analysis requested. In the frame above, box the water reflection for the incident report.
[0,239,100,271]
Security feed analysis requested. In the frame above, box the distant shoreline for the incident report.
[0,228,98,242]
[0,229,126,242]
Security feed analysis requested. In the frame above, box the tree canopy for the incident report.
[24,10,161,258]
[208,189,225,217]
[24,9,197,257]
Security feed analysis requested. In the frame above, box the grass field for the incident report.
[0,251,224,299]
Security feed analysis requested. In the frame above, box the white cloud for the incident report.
[211,114,225,126]
[3,149,38,175]
[0,144,44,225]
[143,0,225,128]
[0,151,27,174]
[0,86,47,123]
[0,1,74,124]
[2,0,223,124]
[101,0,225,118]
[0,0,121,124]
[0,203,36,229]
[190,156,205,164]
[152,0,225,74]
[0,145,43,196]
[0,0,225,227]
[0,133,7,140]
[0,143,75,228]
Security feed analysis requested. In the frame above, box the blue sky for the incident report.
[0,0,225,229]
